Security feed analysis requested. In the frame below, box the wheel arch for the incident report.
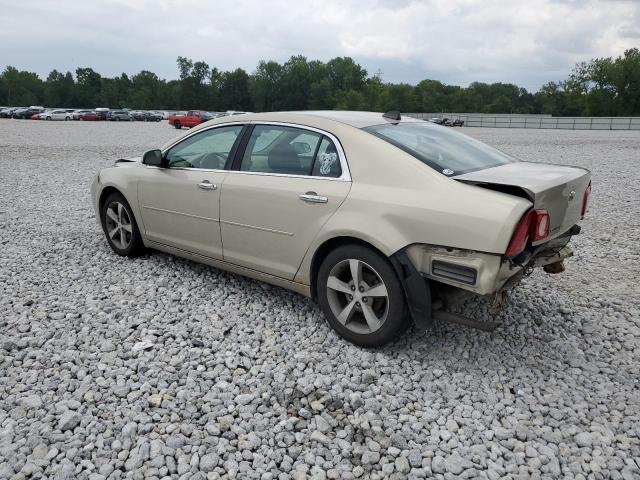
[98,185,124,217]
[97,185,143,233]
[308,236,390,301]
[308,236,433,329]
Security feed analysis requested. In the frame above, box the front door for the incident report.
[137,124,244,259]
[220,124,351,279]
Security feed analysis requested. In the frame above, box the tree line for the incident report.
[1,49,638,116]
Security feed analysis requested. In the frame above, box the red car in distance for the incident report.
[81,111,102,121]
[167,110,214,129]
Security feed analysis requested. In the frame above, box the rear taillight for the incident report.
[506,210,533,257]
[505,209,550,257]
[531,209,550,241]
[581,182,591,219]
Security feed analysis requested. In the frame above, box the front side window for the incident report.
[364,122,517,175]
[165,125,243,170]
[240,125,342,177]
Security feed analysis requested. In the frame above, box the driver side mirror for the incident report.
[142,149,164,167]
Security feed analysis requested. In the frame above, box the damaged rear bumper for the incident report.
[403,235,575,297]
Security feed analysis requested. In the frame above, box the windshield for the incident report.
[363,122,517,175]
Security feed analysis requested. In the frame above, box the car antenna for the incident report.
[383,111,401,121]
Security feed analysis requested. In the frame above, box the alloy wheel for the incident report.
[105,202,133,250]
[326,259,389,334]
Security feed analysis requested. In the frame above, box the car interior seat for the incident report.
[268,142,303,175]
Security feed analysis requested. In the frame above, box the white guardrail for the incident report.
[405,113,640,130]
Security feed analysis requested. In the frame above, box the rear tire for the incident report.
[100,192,145,257]
[174,120,181,129]
[317,245,409,347]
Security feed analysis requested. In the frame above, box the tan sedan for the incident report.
[91,111,591,346]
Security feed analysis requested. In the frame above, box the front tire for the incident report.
[100,192,144,257]
[317,245,408,347]
[174,120,181,129]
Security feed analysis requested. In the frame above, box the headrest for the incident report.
[268,143,302,175]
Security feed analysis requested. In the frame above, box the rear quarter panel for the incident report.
[294,127,531,285]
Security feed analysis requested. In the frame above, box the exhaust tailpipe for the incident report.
[543,260,565,274]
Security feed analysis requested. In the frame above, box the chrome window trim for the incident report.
[144,165,228,174]
[159,121,352,182]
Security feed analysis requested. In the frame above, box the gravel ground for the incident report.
[1,120,639,480]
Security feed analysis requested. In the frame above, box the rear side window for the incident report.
[240,125,342,177]
[311,137,342,178]
[364,122,517,175]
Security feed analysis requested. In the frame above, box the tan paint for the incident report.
[138,167,227,259]
[219,171,351,279]
[92,111,584,300]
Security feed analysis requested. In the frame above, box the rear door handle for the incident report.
[198,180,217,190]
[299,192,328,203]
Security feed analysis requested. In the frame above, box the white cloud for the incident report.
[0,0,637,90]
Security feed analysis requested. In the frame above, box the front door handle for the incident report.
[198,180,217,190]
[299,192,328,203]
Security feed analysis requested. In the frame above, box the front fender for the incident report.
[91,165,145,238]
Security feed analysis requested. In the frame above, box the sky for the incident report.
[0,0,638,91]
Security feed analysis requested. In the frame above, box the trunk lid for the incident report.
[455,162,591,243]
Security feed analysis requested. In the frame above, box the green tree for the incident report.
[251,60,284,111]
[75,67,102,107]
[219,69,254,111]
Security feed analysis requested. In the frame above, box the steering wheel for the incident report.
[196,152,226,169]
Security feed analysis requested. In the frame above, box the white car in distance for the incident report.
[44,109,72,121]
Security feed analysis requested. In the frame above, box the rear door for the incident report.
[220,123,351,279]
[137,124,245,259]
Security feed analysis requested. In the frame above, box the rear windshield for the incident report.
[363,122,517,175]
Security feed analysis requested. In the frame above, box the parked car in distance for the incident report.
[451,119,464,127]
[44,109,72,121]
[81,111,102,121]
[147,111,164,122]
[429,117,448,125]
[0,107,19,118]
[91,111,591,347]
[10,108,28,118]
[131,111,163,122]
[107,110,132,121]
[72,109,93,120]
[13,107,44,119]
[167,110,213,129]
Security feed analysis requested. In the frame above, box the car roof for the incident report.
[162,110,432,152]
[204,110,425,129]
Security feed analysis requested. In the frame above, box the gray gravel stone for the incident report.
[57,411,81,431]
[199,453,219,472]
[235,393,255,406]
[395,456,411,474]
[0,123,638,480]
